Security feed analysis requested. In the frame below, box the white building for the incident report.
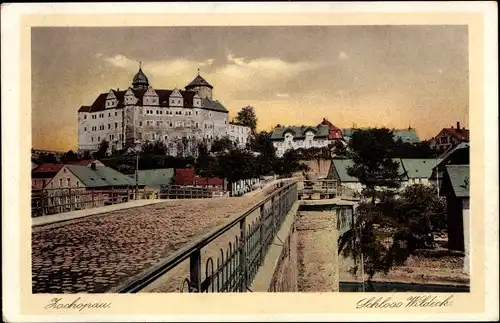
[270,125,333,158]
[78,67,251,156]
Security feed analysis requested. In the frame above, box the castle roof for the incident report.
[185,74,213,89]
[78,88,228,113]
[132,68,149,88]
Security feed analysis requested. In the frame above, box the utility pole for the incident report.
[135,139,140,200]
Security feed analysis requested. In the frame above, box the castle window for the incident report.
[139,121,142,127]
[84,127,87,131]
[224,120,227,124]
[108,112,111,117]
[84,115,87,120]
[115,123,118,128]
[108,124,111,129]
[115,112,118,117]
[195,111,198,116]
[170,122,173,127]
[209,112,212,117]
[164,136,168,141]
[196,123,199,128]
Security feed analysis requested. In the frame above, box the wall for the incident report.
[299,158,332,178]
[296,208,339,292]
[268,223,298,292]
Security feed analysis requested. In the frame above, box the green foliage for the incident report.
[347,128,404,201]
[34,152,58,164]
[391,139,439,158]
[234,106,257,133]
[79,150,92,160]
[339,184,448,280]
[60,150,79,164]
[93,140,110,159]
[329,140,348,158]
[210,136,235,153]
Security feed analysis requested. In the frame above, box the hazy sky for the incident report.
[31,25,469,151]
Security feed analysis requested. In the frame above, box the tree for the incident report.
[79,150,92,160]
[234,106,258,133]
[339,184,447,281]
[194,143,217,180]
[61,150,79,164]
[210,136,235,153]
[346,128,404,203]
[35,152,58,164]
[329,140,348,158]
[93,140,110,159]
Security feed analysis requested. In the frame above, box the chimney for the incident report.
[457,121,460,130]
[91,162,96,170]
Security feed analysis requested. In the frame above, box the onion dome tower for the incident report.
[132,62,149,90]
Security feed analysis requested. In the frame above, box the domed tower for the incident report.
[185,69,213,100]
[132,63,149,90]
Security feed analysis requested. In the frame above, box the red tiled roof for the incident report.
[443,128,469,142]
[318,118,344,140]
[175,168,223,187]
[66,159,96,166]
[32,163,64,173]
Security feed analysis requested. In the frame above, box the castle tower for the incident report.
[185,69,213,100]
[131,62,149,90]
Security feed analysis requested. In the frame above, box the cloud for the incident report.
[338,51,349,60]
[276,93,290,98]
[97,53,331,100]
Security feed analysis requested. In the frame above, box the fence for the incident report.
[297,179,361,201]
[158,185,215,199]
[31,187,133,217]
[109,180,298,293]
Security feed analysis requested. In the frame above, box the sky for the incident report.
[31,25,469,151]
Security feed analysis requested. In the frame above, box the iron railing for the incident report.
[298,179,361,200]
[31,187,134,217]
[109,180,298,293]
[158,185,216,199]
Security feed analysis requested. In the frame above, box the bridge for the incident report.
[31,179,360,293]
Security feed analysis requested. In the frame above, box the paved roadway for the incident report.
[32,185,282,294]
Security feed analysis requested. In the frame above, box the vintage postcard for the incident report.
[2,2,498,322]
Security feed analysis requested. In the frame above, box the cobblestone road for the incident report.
[32,195,271,293]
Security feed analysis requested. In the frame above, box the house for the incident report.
[429,142,469,186]
[31,159,105,189]
[328,158,408,193]
[270,125,332,157]
[42,163,141,213]
[429,121,469,152]
[133,168,175,189]
[46,163,136,190]
[328,159,363,192]
[31,163,65,190]
[128,168,175,198]
[175,168,223,188]
[342,127,421,144]
[399,158,437,186]
[318,118,345,140]
[439,165,470,274]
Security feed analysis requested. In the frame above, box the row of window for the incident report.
[49,177,80,189]
[85,123,120,132]
[144,109,210,117]
[90,134,124,143]
[85,111,122,120]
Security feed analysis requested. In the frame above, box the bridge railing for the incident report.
[109,180,298,293]
[298,179,361,200]
[31,187,133,217]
